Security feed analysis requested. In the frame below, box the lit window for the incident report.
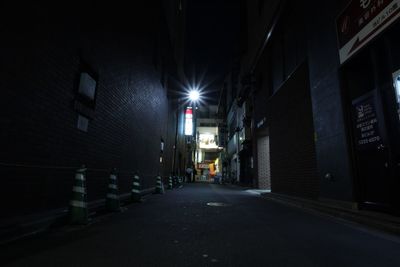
[393,71,400,121]
[395,76,400,104]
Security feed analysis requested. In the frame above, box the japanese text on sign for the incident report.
[353,97,381,148]
[337,0,400,63]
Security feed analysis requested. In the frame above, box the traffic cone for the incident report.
[69,165,88,224]
[155,174,165,194]
[106,168,120,212]
[131,173,142,202]
[167,175,173,190]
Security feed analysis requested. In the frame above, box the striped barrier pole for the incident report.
[69,165,88,224]
[168,175,173,190]
[155,174,165,194]
[131,173,142,202]
[106,168,120,212]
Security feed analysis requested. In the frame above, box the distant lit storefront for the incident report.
[194,106,223,182]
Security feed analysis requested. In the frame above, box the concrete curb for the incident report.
[261,193,400,235]
[0,187,156,246]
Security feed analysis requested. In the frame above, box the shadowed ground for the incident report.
[2,183,400,266]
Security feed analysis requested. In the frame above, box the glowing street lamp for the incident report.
[189,89,200,102]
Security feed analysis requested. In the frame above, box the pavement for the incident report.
[0,187,156,246]
[261,192,400,235]
[2,183,400,266]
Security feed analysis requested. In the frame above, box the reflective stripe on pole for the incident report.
[69,166,88,224]
[106,170,120,211]
[131,173,142,202]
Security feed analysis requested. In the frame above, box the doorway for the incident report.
[257,135,271,189]
[343,23,400,213]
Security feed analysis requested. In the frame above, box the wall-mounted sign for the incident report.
[198,163,210,169]
[352,91,382,149]
[199,133,218,149]
[185,107,193,136]
[337,0,400,64]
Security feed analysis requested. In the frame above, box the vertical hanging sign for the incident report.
[337,0,400,64]
[185,107,193,136]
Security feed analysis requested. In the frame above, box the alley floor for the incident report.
[2,183,400,267]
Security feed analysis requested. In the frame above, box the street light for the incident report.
[189,90,200,102]
[186,87,201,182]
[186,89,200,137]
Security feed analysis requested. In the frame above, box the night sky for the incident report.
[184,0,241,105]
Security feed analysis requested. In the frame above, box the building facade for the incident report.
[0,1,185,220]
[221,0,400,214]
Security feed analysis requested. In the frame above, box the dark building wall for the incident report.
[249,0,318,197]
[306,0,355,202]
[239,0,400,209]
[336,18,400,210]
[267,63,319,198]
[306,0,400,211]
[0,2,177,218]
[162,99,177,177]
[241,0,281,74]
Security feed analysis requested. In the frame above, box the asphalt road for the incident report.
[2,183,400,267]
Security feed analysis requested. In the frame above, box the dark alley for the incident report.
[1,0,400,266]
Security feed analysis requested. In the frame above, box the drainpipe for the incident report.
[250,0,286,74]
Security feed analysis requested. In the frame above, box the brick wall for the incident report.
[267,63,319,199]
[0,2,177,218]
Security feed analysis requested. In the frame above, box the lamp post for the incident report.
[188,89,200,182]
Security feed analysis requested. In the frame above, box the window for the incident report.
[77,114,89,132]
[393,69,400,121]
[78,72,97,100]
[74,62,98,130]
[395,76,400,103]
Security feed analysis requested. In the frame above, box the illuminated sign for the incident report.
[199,133,218,149]
[185,107,193,136]
[198,163,209,169]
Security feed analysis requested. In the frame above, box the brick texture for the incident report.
[0,2,177,218]
[267,63,319,199]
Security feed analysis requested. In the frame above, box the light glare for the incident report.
[189,90,200,101]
